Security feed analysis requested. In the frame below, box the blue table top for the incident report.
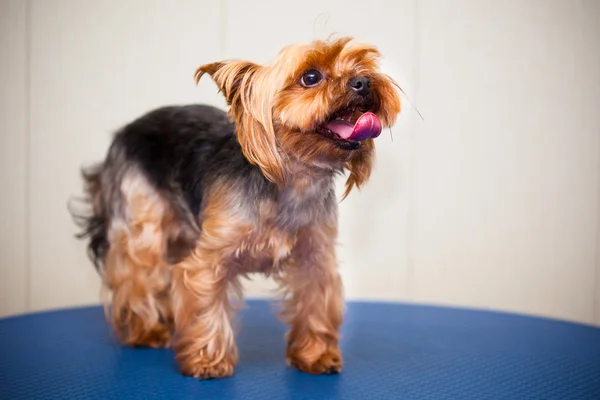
[1,300,599,399]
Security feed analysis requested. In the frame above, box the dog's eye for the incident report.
[300,69,323,87]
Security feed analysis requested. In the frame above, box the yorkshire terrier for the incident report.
[71,36,401,379]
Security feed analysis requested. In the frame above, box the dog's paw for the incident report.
[180,360,234,380]
[114,316,172,349]
[175,343,235,380]
[287,348,343,375]
[130,326,172,349]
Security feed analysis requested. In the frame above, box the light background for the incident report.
[1,0,599,325]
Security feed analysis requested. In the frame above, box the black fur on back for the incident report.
[69,104,277,271]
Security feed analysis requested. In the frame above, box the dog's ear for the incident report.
[342,139,374,199]
[195,61,287,185]
[195,61,260,106]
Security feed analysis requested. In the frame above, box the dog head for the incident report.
[195,37,401,196]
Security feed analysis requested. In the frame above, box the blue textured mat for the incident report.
[1,300,599,399]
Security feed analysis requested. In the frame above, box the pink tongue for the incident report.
[326,112,382,141]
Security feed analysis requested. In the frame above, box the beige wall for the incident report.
[1,0,599,325]
[0,0,28,316]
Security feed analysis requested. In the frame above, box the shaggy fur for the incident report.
[71,36,401,379]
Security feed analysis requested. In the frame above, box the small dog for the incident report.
[71,36,401,379]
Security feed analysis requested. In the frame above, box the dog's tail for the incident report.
[68,163,109,272]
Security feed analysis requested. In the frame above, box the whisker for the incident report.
[389,127,393,142]
[388,76,424,121]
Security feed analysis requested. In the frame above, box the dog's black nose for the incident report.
[349,77,371,97]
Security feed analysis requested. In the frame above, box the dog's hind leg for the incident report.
[102,168,176,348]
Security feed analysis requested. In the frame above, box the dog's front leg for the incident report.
[171,242,240,380]
[276,222,344,374]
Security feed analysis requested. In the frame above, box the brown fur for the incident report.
[83,37,401,380]
[196,38,401,188]
[167,178,344,377]
[275,221,344,374]
[103,169,174,348]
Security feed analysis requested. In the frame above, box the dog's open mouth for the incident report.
[316,107,383,150]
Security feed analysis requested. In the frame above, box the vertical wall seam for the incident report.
[588,1,600,326]
[595,170,600,325]
[405,0,420,301]
[24,0,32,311]
[219,0,227,59]
[595,120,600,325]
